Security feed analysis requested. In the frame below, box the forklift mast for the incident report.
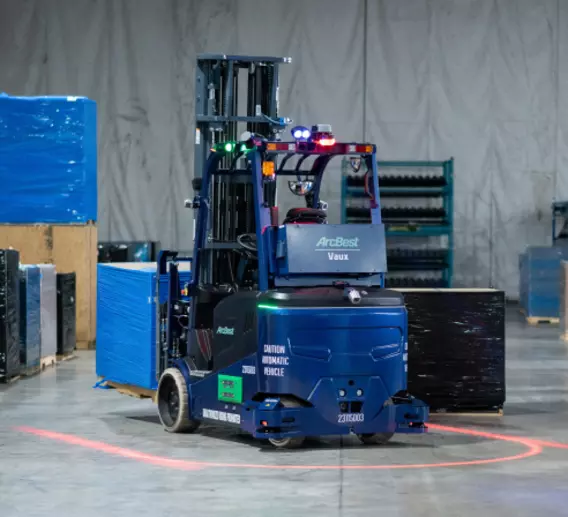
[157,55,291,377]
[193,54,291,286]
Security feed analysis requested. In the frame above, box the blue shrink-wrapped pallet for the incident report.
[19,265,41,371]
[0,94,97,223]
[96,263,191,390]
[519,246,568,318]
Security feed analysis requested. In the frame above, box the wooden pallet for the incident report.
[20,364,41,378]
[100,379,157,403]
[57,352,77,363]
[526,316,560,325]
[520,308,559,325]
[77,340,96,350]
[41,355,56,370]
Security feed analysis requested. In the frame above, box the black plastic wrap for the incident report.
[97,242,157,263]
[403,289,506,411]
[57,273,76,355]
[0,249,20,381]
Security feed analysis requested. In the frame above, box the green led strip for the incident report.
[257,304,281,310]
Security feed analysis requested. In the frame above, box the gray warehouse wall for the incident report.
[1,0,568,297]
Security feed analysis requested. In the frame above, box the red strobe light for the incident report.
[318,137,336,147]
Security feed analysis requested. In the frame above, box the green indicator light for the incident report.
[224,142,235,152]
[257,304,280,310]
[240,144,247,152]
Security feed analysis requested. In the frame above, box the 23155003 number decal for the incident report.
[338,413,364,424]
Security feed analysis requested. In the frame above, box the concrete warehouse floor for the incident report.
[1,308,568,517]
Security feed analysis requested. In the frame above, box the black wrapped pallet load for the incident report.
[0,249,20,382]
[97,242,157,263]
[19,265,41,372]
[57,273,76,355]
[399,288,505,412]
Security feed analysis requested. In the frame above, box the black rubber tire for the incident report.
[357,432,394,445]
[157,368,200,433]
[268,436,305,449]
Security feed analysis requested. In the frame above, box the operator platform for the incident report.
[154,122,429,448]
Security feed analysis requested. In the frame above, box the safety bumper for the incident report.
[241,396,428,440]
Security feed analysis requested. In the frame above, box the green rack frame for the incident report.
[341,158,454,288]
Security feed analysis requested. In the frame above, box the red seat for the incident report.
[283,208,327,224]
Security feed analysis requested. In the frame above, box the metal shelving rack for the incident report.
[341,158,454,288]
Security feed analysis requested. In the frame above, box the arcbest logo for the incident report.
[315,236,360,261]
[216,326,235,336]
[316,237,359,249]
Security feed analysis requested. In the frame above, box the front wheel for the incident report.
[268,436,305,449]
[357,432,394,445]
[157,368,200,433]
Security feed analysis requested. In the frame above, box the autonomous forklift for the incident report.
[154,54,428,448]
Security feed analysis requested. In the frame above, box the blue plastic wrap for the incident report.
[0,93,97,223]
[519,246,568,318]
[96,263,191,390]
[19,265,41,370]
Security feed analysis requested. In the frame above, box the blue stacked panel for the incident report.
[519,246,568,318]
[19,265,41,370]
[0,94,97,223]
[96,263,191,390]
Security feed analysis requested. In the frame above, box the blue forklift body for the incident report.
[156,135,429,443]
[182,304,427,440]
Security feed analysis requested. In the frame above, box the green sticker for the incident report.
[217,374,243,404]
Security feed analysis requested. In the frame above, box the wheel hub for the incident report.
[167,388,179,418]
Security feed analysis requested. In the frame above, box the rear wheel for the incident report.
[268,437,305,449]
[157,368,200,433]
[357,432,394,445]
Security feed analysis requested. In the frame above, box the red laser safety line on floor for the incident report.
[531,439,568,450]
[15,424,542,471]
[429,423,568,450]
[15,426,202,471]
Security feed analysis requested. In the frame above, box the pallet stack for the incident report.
[57,273,77,357]
[0,250,79,383]
[19,265,41,377]
[0,250,20,383]
[397,288,506,414]
[95,262,192,391]
[519,246,568,324]
[0,94,97,352]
